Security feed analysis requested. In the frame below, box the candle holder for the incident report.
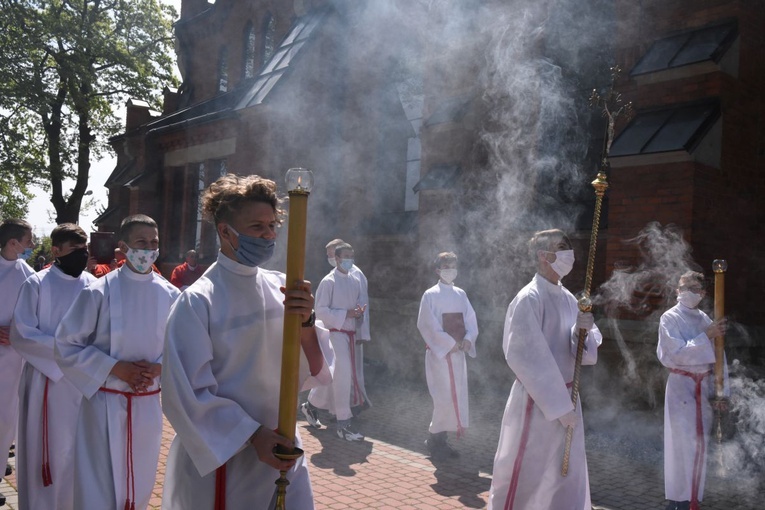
[275,168,313,510]
[712,258,727,399]
[711,259,728,469]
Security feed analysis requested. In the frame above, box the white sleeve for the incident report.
[357,271,371,341]
[55,287,118,399]
[161,293,261,477]
[11,276,65,381]
[504,295,574,421]
[463,293,479,358]
[314,278,346,330]
[657,313,715,368]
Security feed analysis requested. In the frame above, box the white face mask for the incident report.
[125,247,159,274]
[439,269,458,284]
[677,290,703,309]
[549,249,575,278]
[327,257,337,268]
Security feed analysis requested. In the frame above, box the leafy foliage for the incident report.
[0,0,178,223]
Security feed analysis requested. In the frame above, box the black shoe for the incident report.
[0,491,5,506]
[300,402,323,429]
[676,502,690,510]
[442,441,460,458]
[4,464,10,477]
[426,432,450,460]
[336,425,364,441]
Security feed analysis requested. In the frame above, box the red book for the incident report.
[442,312,466,342]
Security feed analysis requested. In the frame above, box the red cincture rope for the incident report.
[214,463,227,510]
[669,368,712,510]
[41,377,52,486]
[99,387,161,510]
[330,329,364,407]
[445,353,465,439]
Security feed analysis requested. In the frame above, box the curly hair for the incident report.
[678,270,706,290]
[202,174,284,225]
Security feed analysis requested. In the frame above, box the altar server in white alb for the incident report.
[161,174,334,510]
[324,238,372,415]
[303,242,368,441]
[0,219,35,508]
[658,271,728,510]
[417,251,478,460]
[11,223,95,510]
[55,215,179,510]
[488,229,602,510]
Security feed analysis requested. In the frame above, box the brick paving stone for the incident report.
[1,375,763,509]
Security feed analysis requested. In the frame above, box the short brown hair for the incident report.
[528,229,570,259]
[334,243,353,257]
[325,238,345,250]
[0,219,32,248]
[51,223,87,247]
[202,174,284,225]
[433,252,457,269]
[119,215,158,242]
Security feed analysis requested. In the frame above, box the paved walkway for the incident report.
[2,376,763,509]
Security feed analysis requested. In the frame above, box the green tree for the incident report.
[0,0,178,223]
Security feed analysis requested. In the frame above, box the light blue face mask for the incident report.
[19,247,33,261]
[339,258,354,272]
[228,225,275,267]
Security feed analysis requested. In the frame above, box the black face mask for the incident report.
[55,247,89,278]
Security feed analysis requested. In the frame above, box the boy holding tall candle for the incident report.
[161,174,333,509]
[657,270,727,510]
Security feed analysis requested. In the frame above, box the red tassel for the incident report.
[42,462,52,487]
[124,500,131,510]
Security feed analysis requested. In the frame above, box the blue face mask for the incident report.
[339,258,354,272]
[19,247,33,261]
[228,225,275,267]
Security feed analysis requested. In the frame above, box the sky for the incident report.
[25,0,183,238]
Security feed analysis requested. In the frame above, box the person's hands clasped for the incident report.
[250,426,298,471]
[133,360,161,382]
[110,360,155,392]
[460,339,472,352]
[281,280,314,324]
[705,318,727,340]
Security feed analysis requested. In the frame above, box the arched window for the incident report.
[243,22,256,79]
[218,46,228,93]
[262,14,276,65]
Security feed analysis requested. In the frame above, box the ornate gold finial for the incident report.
[589,66,634,168]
